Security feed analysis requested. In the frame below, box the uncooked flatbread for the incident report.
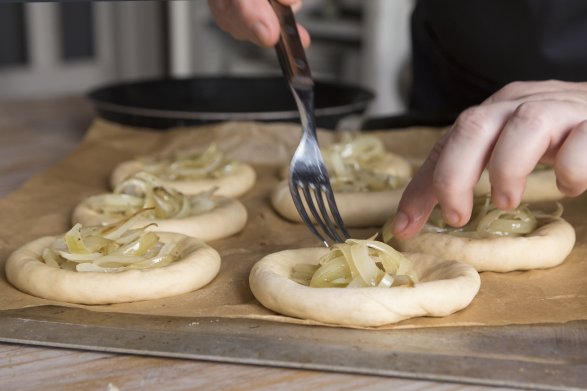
[249,248,480,327]
[475,169,564,202]
[270,180,405,227]
[5,232,220,304]
[72,196,247,242]
[394,217,575,272]
[278,151,413,181]
[110,160,256,198]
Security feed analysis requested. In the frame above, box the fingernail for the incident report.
[444,209,460,226]
[253,22,269,45]
[391,211,409,234]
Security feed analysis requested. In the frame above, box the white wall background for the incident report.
[0,0,415,117]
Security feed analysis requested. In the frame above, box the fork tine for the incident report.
[289,182,329,247]
[323,186,351,240]
[271,2,349,245]
[313,186,348,243]
[301,185,341,244]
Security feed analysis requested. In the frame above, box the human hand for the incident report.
[208,0,311,48]
[390,80,587,240]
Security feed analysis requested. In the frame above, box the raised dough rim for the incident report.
[110,160,256,198]
[72,195,248,242]
[249,247,481,327]
[5,232,221,305]
[395,216,576,272]
[270,180,406,227]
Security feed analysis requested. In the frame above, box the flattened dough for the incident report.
[111,160,256,198]
[5,232,221,304]
[72,196,248,242]
[395,217,575,272]
[278,151,412,181]
[475,169,564,202]
[249,248,480,327]
[270,180,405,227]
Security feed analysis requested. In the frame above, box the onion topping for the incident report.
[41,210,187,273]
[139,143,238,181]
[321,134,407,192]
[292,237,417,288]
[422,196,563,238]
[87,172,218,220]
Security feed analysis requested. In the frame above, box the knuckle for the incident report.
[426,138,445,165]
[453,107,490,140]
[500,81,526,95]
[432,169,461,198]
[512,101,544,122]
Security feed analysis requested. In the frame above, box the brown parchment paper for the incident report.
[1,119,586,330]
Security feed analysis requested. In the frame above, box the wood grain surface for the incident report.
[0,344,506,391]
[0,96,511,391]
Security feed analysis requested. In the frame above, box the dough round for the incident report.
[278,152,412,181]
[249,248,480,327]
[367,153,413,180]
[395,217,575,272]
[5,232,221,305]
[72,195,248,242]
[475,169,564,202]
[110,160,256,198]
[270,180,405,227]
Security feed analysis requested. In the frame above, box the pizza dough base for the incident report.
[475,169,564,202]
[270,180,405,227]
[394,217,575,272]
[72,196,248,242]
[249,248,480,327]
[278,152,412,181]
[364,153,413,180]
[5,232,221,304]
[110,160,256,198]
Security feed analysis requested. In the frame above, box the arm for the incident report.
[390,80,587,240]
[207,0,311,48]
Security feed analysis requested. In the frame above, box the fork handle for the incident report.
[268,0,313,88]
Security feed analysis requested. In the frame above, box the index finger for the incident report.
[209,0,309,48]
[391,101,512,240]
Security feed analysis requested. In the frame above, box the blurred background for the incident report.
[0,0,414,117]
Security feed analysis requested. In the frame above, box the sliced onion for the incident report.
[41,210,183,273]
[422,196,557,238]
[295,238,417,288]
[476,207,537,237]
[140,143,238,181]
[321,134,406,192]
[64,224,90,254]
[309,256,351,288]
[88,172,218,221]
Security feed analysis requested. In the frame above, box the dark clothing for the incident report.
[410,0,587,113]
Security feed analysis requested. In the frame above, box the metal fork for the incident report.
[269,1,350,246]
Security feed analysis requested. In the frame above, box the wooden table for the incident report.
[0,97,506,391]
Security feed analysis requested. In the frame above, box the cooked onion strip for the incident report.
[139,143,238,181]
[422,196,562,238]
[321,134,406,192]
[41,210,182,273]
[86,172,218,220]
[294,237,417,288]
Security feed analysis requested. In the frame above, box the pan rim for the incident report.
[88,75,374,121]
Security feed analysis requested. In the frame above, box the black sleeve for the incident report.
[409,0,587,113]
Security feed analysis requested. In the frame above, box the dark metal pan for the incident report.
[88,76,374,130]
[360,111,459,131]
